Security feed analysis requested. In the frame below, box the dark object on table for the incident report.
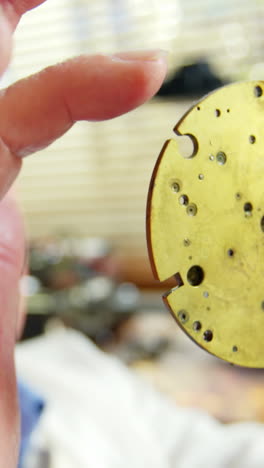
[21,238,140,344]
[157,60,227,98]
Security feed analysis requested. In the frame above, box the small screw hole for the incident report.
[186,203,197,216]
[197,106,200,111]
[179,194,189,206]
[249,135,256,144]
[193,321,202,331]
[261,216,264,232]
[216,151,226,165]
[244,202,253,213]
[171,182,180,192]
[232,346,238,352]
[227,249,234,257]
[227,109,230,113]
[215,109,221,117]
[178,310,189,324]
[203,330,213,342]
[254,85,263,97]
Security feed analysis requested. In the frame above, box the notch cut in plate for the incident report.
[146,81,264,368]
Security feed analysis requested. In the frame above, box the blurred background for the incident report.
[4,0,264,466]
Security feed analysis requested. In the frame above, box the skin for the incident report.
[0,0,167,465]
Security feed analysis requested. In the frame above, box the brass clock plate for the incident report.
[147,81,264,367]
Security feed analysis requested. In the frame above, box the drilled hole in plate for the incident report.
[187,265,204,286]
[249,135,256,144]
[227,109,230,113]
[203,330,213,342]
[235,192,242,200]
[232,346,238,352]
[171,181,180,193]
[197,106,201,111]
[216,151,227,165]
[254,85,263,97]
[179,194,189,206]
[227,249,234,257]
[186,203,197,216]
[193,321,202,331]
[260,216,264,232]
[244,202,253,214]
[183,238,191,247]
[215,109,221,117]
[175,133,198,159]
[178,310,189,324]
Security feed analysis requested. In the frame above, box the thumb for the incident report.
[0,194,25,467]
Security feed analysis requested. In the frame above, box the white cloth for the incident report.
[16,328,264,468]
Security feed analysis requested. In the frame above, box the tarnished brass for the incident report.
[146,81,264,367]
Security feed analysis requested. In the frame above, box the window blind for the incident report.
[6,0,264,253]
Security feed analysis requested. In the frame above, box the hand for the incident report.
[0,1,167,465]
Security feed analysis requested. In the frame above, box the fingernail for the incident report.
[111,49,168,63]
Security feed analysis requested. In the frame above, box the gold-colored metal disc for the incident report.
[146,81,264,367]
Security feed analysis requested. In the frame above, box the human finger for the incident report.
[0,50,167,158]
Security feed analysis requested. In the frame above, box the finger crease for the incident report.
[62,95,74,126]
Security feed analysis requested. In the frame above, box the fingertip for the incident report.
[0,51,168,157]
[67,52,168,121]
[111,59,167,120]
[107,50,169,116]
[124,52,168,109]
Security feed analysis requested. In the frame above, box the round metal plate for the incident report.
[146,81,264,367]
